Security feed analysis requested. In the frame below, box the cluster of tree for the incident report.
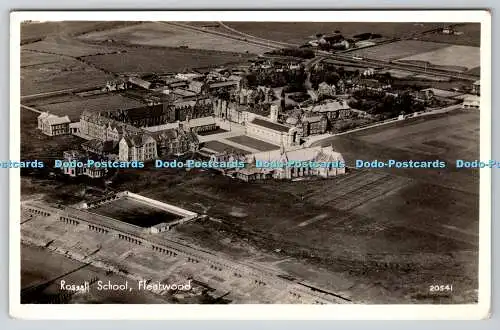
[246,67,307,89]
[349,89,425,117]
[372,72,393,84]
[288,92,310,103]
[267,47,315,59]
[310,69,341,89]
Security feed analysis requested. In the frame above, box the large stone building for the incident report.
[212,145,346,182]
[104,98,212,127]
[37,112,71,136]
[301,99,354,121]
[150,128,199,157]
[79,110,142,141]
[118,134,158,162]
[62,150,107,178]
[246,117,300,147]
[79,110,200,161]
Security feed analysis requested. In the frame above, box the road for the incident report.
[217,21,297,48]
[156,21,281,51]
[21,104,42,114]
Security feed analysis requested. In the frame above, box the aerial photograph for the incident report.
[19,19,481,305]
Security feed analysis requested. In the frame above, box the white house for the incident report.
[37,112,71,136]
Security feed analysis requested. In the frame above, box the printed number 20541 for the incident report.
[429,284,453,292]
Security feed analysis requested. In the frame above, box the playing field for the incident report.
[91,197,182,228]
[396,45,480,71]
[78,22,271,54]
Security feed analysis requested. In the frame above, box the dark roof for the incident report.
[250,118,291,133]
[82,139,118,153]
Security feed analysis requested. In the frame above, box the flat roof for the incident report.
[250,118,291,133]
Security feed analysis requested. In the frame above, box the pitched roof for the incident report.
[122,133,155,147]
[303,100,350,113]
[209,80,239,88]
[82,139,118,153]
[45,114,71,125]
[247,145,344,164]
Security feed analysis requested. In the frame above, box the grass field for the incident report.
[81,47,253,74]
[396,45,480,71]
[21,21,143,44]
[222,22,444,45]
[78,22,271,54]
[227,135,279,151]
[91,197,182,227]
[21,51,66,67]
[22,38,123,58]
[348,40,449,61]
[36,94,145,121]
[21,58,114,96]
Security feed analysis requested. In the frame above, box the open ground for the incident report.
[396,45,481,71]
[78,22,272,54]
[81,47,253,75]
[21,21,143,45]
[21,58,115,96]
[347,40,450,62]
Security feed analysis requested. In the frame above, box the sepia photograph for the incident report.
[10,10,491,319]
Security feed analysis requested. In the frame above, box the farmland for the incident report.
[22,37,123,58]
[21,58,114,96]
[348,40,449,61]
[418,23,481,47]
[222,22,445,45]
[78,22,272,54]
[35,94,145,121]
[81,47,253,75]
[20,21,143,44]
[21,51,66,67]
[396,45,481,71]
